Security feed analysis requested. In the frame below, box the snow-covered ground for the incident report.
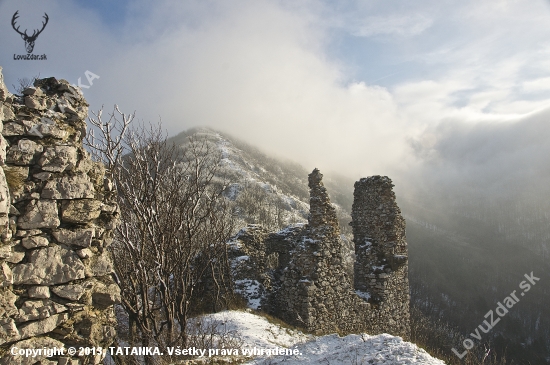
[201,310,309,348]
[197,310,445,365]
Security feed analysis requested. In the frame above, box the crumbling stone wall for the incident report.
[351,176,410,337]
[228,224,304,311]
[0,67,120,364]
[273,169,369,333]
[229,169,410,338]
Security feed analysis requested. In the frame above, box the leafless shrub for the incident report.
[12,74,40,94]
[87,107,236,365]
[187,316,244,353]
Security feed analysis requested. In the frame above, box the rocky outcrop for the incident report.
[0,67,119,364]
[229,169,410,338]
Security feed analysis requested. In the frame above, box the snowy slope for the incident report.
[247,334,446,365]
[200,310,309,348]
[198,310,445,365]
[168,128,353,232]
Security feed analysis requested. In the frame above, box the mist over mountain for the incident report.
[402,107,550,257]
[406,107,550,197]
[168,128,355,231]
[400,109,550,362]
[169,126,550,363]
[386,107,550,362]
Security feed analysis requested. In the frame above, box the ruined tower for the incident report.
[350,176,410,336]
[274,169,363,333]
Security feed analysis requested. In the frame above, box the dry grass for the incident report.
[3,166,26,193]
[253,310,307,335]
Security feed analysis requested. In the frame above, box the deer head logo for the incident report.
[11,11,49,54]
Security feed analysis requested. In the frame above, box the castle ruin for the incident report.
[0,65,410,365]
[230,169,410,338]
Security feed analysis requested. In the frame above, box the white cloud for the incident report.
[2,0,550,186]
[349,14,433,38]
[63,0,411,178]
[522,77,550,93]
[388,0,550,126]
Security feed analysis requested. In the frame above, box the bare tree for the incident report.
[12,74,40,94]
[86,107,235,364]
[234,182,290,231]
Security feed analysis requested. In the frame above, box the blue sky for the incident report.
[1,0,550,182]
[71,0,129,27]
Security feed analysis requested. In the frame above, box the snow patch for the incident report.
[231,255,250,270]
[201,310,309,349]
[355,290,371,301]
[359,241,372,250]
[275,223,305,236]
[234,279,263,310]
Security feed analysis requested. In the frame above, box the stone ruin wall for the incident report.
[273,169,371,333]
[0,67,120,364]
[351,176,410,337]
[230,169,410,339]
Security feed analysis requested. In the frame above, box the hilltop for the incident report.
[196,310,446,365]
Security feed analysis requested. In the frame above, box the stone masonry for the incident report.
[0,67,120,364]
[351,176,410,336]
[229,169,410,338]
[273,169,370,333]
